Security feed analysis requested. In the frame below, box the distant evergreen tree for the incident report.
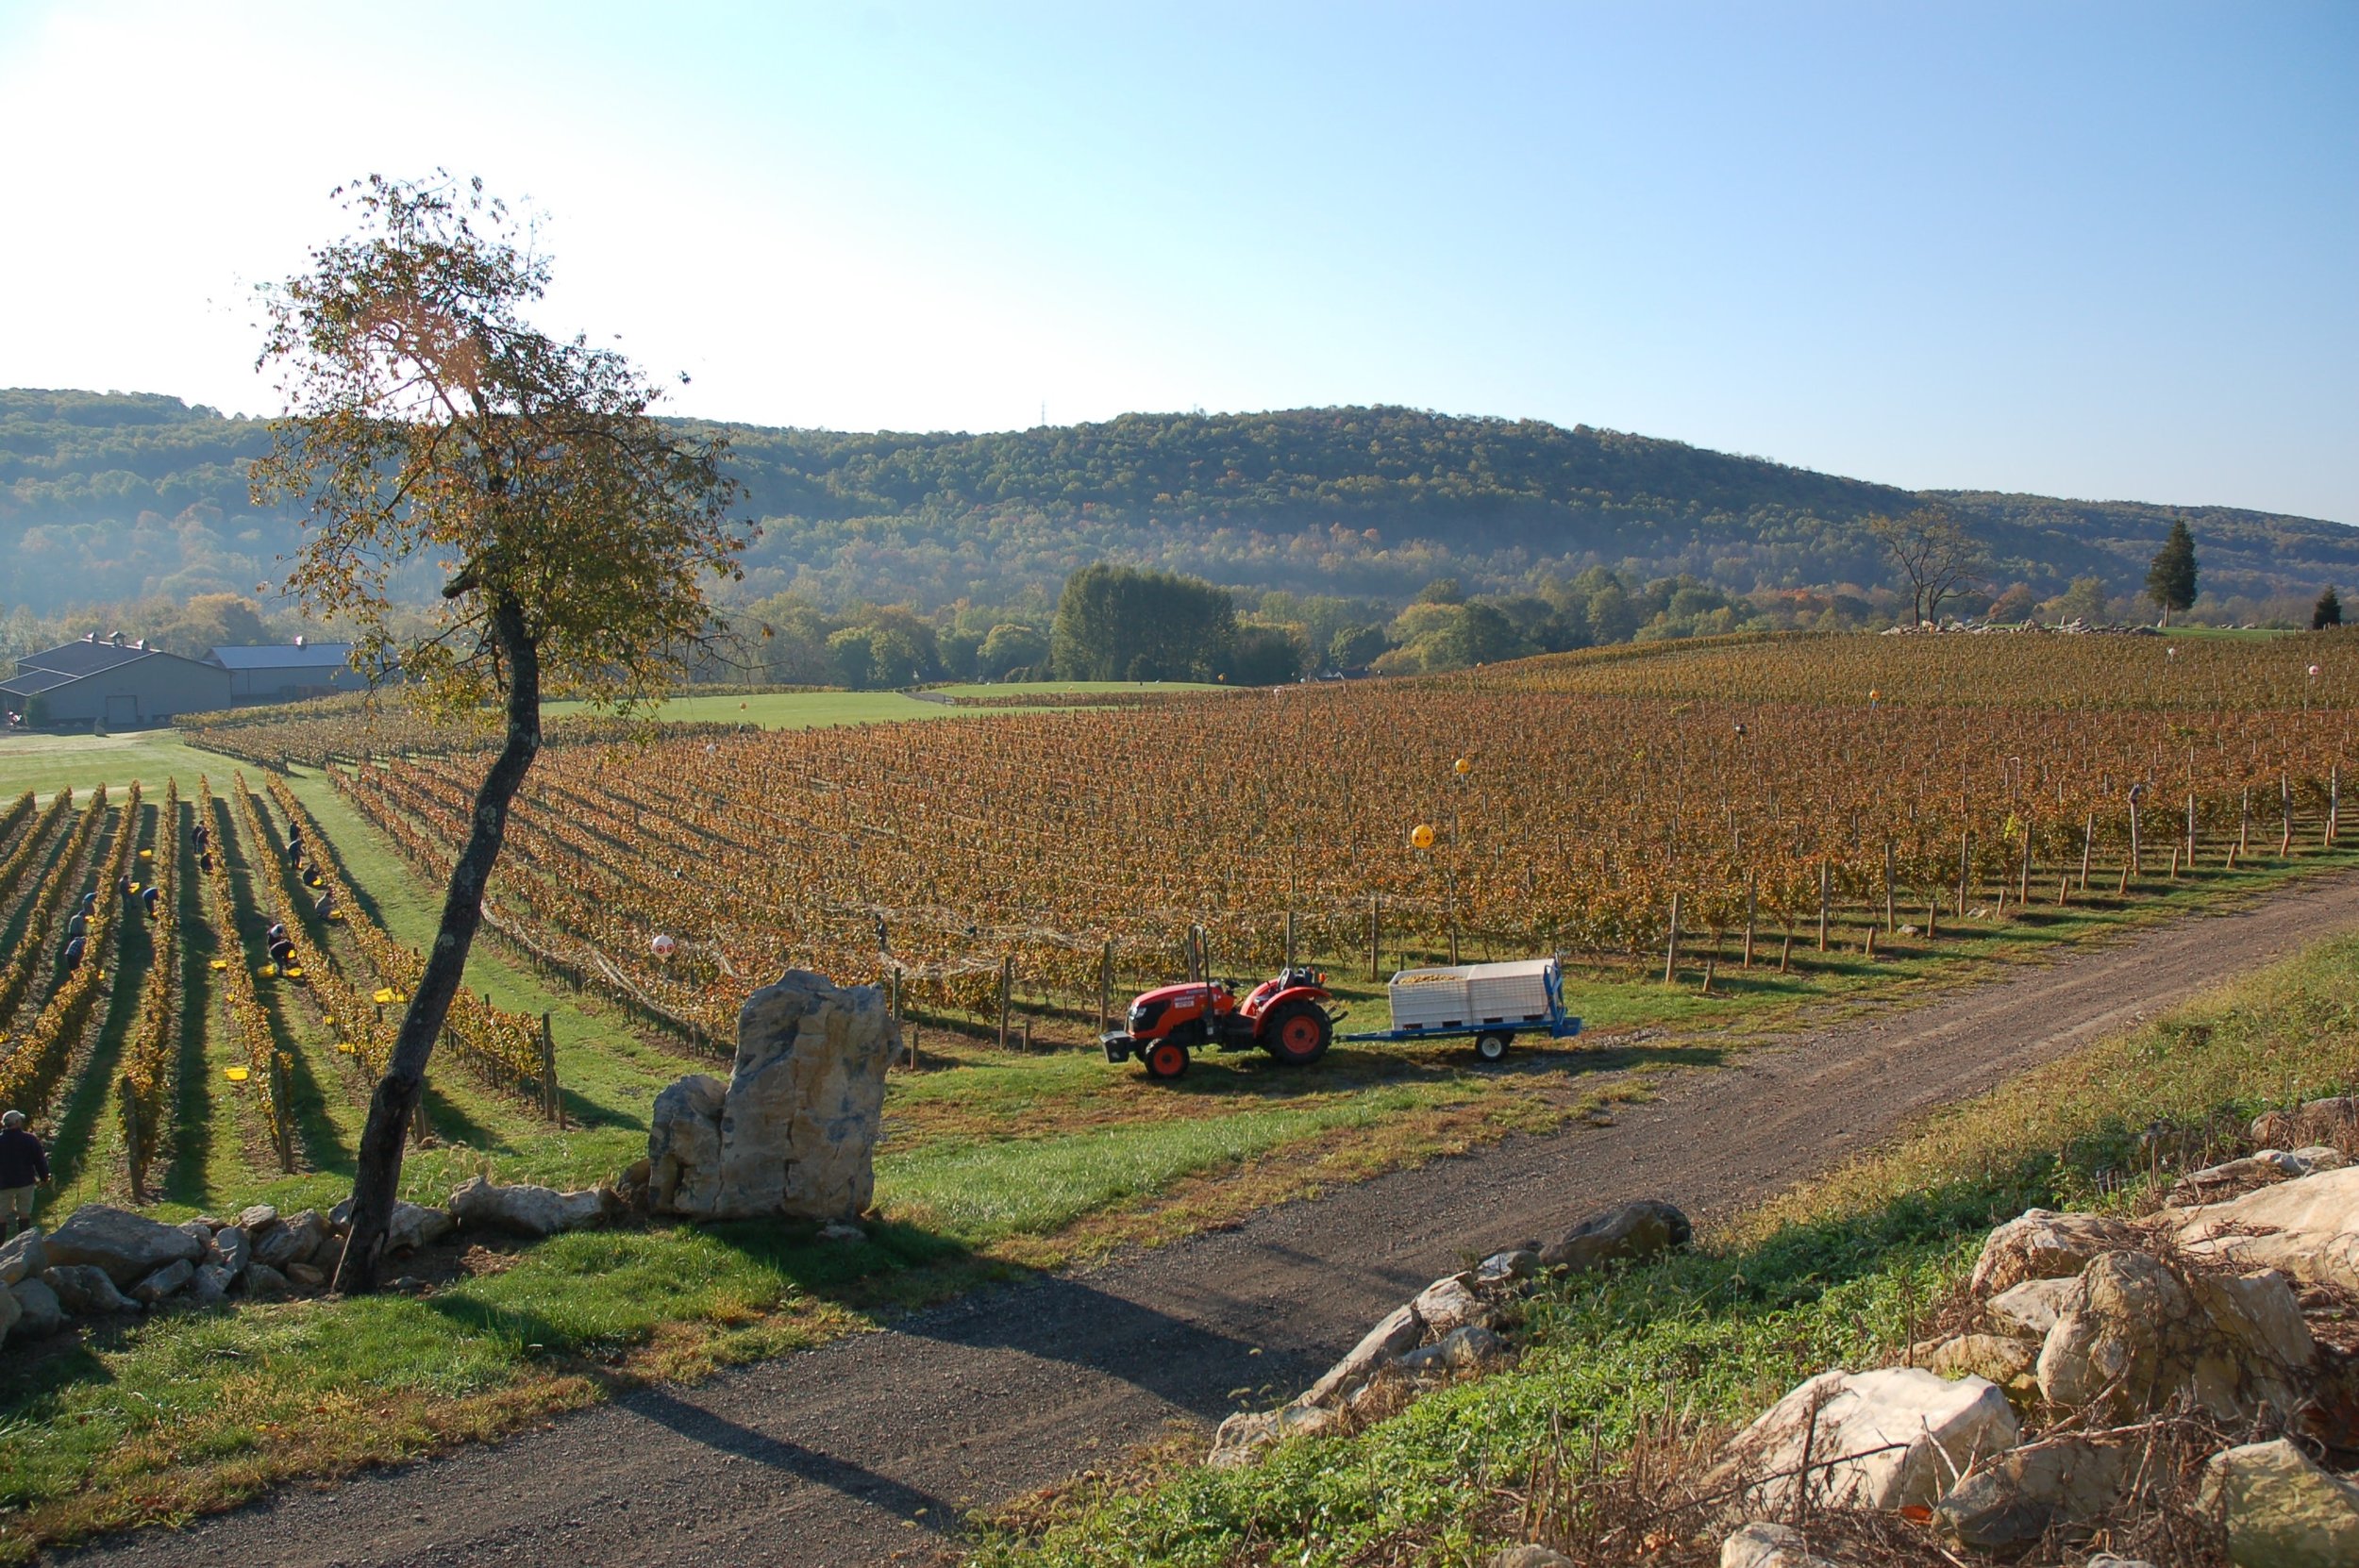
[2316,587,2343,629]
[1050,563,1234,680]
[2145,522,2200,626]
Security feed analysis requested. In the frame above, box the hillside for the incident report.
[5,388,2352,617]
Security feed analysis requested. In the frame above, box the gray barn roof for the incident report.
[207,643,356,671]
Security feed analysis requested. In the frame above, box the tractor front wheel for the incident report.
[1144,1039,1192,1080]
[1263,1001,1332,1066]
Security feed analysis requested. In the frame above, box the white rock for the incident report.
[1300,1303,1423,1409]
[2197,1439,2359,1568]
[1411,1276,1489,1337]
[1397,1324,1510,1375]
[1986,1276,2078,1338]
[1488,1548,1575,1568]
[236,1203,278,1232]
[385,1201,452,1253]
[1969,1208,2139,1296]
[1719,1521,1840,1568]
[0,1226,45,1287]
[2186,1269,2315,1420]
[8,1277,63,1337]
[2036,1251,2196,1416]
[252,1209,328,1269]
[1206,1403,1339,1469]
[650,970,896,1223]
[1715,1367,2020,1515]
[2167,1151,2306,1207]
[2173,1166,2359,1290]
[1474,1249,1537,1285]
[450,1176,579,1238]
[206,1226,251,1276]
[45,1204,204,1287]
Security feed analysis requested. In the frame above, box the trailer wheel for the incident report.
[1144,1040,1191,1080]
[1263,1001,1332,1066]
[1474,1031,1513,1064]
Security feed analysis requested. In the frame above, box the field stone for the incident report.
[235,1203,278,1233]
[2197,1438,2359,1568]
[130,1258,194,1305]
[243,1263,291,1299]
[8,1277,63,1337]
[206,1226,251,1276]
[1206,1404,1339,1469]
[1987,1276,2079,1338]
[1538,1198,1691,1274]
[2292,1145,2348,1172]
[46,1204,204,1287]
[1412,1276,1489,1337]
[1925,1333,2037,1387]
[2173,1166,2359,1291]
[253,1209,328,1269]
[174,1218,213,1251]
[2036,1251,2200,1417]
[0,1226,46,1287]
[1300,1303,1423,1409]
[2167,1151,2307,1208]
[1397,1324,1509,1376]
[1718,1522,1840,1568]
[0,1284,20,1343]
[1969,1208,2141,1296]
[1487,1548,1574,1568]
[2186,1269,2315,1420]
[1715,1367,2021,1515]
[450,1176,611,1238]
[385,1202,452,1254]
[188,1263,231,1308]
[1474,1249,1538,1286]
[43,1264,133,1315]
[1932,1437,2133,1551]
[285,1262,326,1290]
[649,970,897,1223]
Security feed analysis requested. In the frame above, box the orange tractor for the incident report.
[1100,965,1341,1080]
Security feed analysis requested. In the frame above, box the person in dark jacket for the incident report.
[62,934,86,973]
[142,884,161,916]
[0,1110,49,1239]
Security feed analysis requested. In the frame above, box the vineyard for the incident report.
[306,633,2359,1047]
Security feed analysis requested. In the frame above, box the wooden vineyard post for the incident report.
[2129,799,2142,875]
[1368,895,1380,981]
[2057,875,2068,907]
[2080,813,2095,891]
[1816,861,1830,952]
[2018,822,2032,907]
[2240,788,2251,856]
[1956,831,1971,917]
[1700,958,1715,995]
[2186,792,2198,869]
[1021,1019,1032,1054]
[271,1054,294,1173]
[1098,940,1113,1037]
[1663,892,1681,985]
[2281,772,2293,857]
[538,1011,562,1127]
[1882,841,1896,933]
[1283,910,1297,970]
[2330,765,2341,844]
[1743,870,1757,968]
[1926,896,1937,941]
[996,955,1013,1051]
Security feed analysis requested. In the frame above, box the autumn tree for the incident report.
[252,175,745,1292]
[1867,507,1984,626]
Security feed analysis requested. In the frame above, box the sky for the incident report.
[1,1,2353,521]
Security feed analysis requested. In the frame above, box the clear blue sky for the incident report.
[2,1,2352,520]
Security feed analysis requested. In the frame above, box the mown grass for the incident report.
[969,930,2359,1568]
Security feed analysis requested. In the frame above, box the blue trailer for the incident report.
[1338,956,1581,1063]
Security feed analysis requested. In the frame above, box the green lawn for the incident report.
[0,730,212,801]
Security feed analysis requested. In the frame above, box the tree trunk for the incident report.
[331,597,540,1293]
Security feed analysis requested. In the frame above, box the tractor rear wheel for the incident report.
[1263,1001,1332,1066]
[1144,1039,1192,1080]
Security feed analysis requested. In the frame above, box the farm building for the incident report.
[0,631,233,727]
[206,640,358,703]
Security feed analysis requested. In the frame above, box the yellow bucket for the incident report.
[224,1066,249,1082]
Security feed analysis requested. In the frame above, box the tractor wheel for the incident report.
[1474,1030,1514,1064]
[1263,1001,1332,1066]
[1144,1039,1192,1080]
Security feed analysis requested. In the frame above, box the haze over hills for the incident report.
[3,387,2351,621]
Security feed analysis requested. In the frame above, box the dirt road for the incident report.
[64,872,2359,1568]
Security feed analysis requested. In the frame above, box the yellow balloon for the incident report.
[1410,824,1436,850]
[1454,756,1472,775]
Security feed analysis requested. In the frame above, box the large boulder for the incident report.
[45,1204,204,1288]
[130,1257,194,1305]
[0,1227,45,1287]
[1718,1523,1840,1568]
[43,1263,134,1315]
[449,1176,611,1238]
[2250,1095,2359,1157]
[8,1277,63,1338]
[1968,1208,2140,1297]
[1986,1276,2078,1339]
[2172,1166,2359,1291]
[1206,1404,1340,1469]
[1537,1199,1690,1273]
[2185,1268,2315,1420]
[1714,1367,2020,1516]
[2167,1150,2309,1208]
[2197,1439,2359,1568]
[1411,1276,1490,1338]
[385,1201,453,1253]
[1932,1437,2133,1552]
[648,970,896,1223]
[1299,1302,1423,1409]
[2036,1251,2200,1417]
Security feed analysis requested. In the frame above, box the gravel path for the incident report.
[61,870,2359,1568]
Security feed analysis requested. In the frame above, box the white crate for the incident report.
[1387,959,1555,1030]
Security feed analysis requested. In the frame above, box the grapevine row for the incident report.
[0,785,139,1122]
[196,776,287,1169]
[0,790,109,1033]
[121,780,180,1194]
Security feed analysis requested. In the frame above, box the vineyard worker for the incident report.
[313,887,335,919]
[62,934,86,972]
[191,822,209,853]
[0,1110,48,1240]
[142,884,161,916]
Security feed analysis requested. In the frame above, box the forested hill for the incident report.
[5,388,2352,616]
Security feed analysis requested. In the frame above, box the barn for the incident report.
[0,632,234,727]
[206,640,359,703]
